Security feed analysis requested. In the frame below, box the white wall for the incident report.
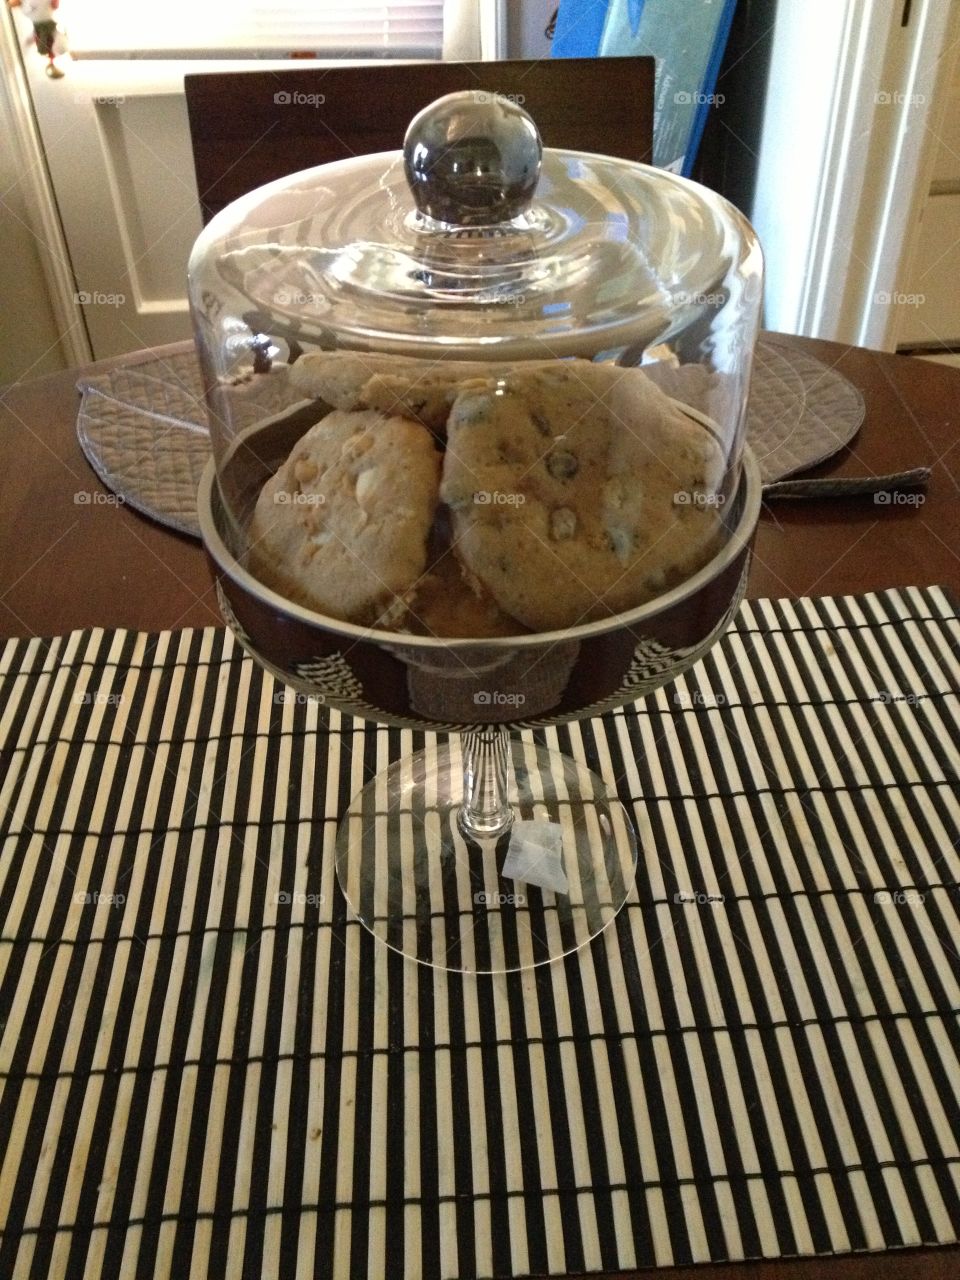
[749,0,960,347]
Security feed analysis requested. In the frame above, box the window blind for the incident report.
[64,1,447,59]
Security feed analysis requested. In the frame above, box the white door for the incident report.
[748,0,960,350]
[895,44,960,351]
[8,1,490,361]
[21,54,205,358]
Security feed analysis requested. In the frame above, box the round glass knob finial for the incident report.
[403,90,543,227]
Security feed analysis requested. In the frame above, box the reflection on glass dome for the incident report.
[189,89,764,972]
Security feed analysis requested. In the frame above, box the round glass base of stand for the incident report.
[334,731,638,974]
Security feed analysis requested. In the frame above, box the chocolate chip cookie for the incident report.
[439,362,726,630]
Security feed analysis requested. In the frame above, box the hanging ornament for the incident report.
[9,0,68,79]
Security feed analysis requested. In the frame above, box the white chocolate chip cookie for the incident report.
[249,408,441,626]
[289,350,574,434]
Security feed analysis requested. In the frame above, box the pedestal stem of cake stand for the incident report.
[458,726,514,840]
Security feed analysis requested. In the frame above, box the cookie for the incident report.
[289,350,575,434]
[249,408,441,626]
[405,509,527,638]
[439,362,726,630]
[288,352,409,412]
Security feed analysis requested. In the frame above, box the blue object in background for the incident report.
[552,0,738,176]
[551,0,612,58]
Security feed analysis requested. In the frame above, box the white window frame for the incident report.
[57,0,501,62]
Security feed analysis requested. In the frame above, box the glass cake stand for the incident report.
[198,443,761,974]
[190,89,764,972]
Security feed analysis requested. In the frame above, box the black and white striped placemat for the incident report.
[1,585,959,1279]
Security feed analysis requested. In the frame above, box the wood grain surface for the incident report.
[1,333,956,641]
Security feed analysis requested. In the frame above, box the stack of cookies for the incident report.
[248,352,727,636]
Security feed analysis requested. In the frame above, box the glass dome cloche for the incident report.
[189,90,764,974]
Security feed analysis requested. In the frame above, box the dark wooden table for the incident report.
[0,334,957,642]
[0,335,959,1280]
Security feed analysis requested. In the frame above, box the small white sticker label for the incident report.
[502,821,569,895]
